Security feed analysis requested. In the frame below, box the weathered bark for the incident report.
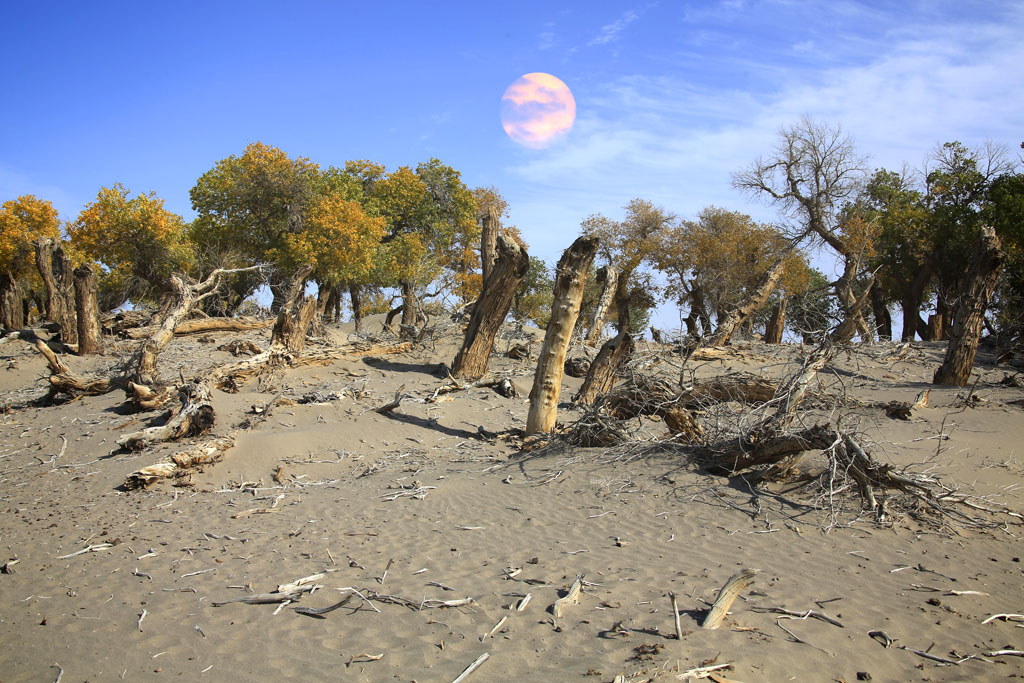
[131,276,202,387]
[869,286,892,341]
[574,331,633,405]
[830,278,875,345]
[613,275,632,334]
[34,238,77,344]
[834,261,872,344]
[933,225,1005,386]
[73,265,102,355]
[400,281,418,338]
[349,284,364,333]
[709,256,788,346]
[124,436,235,489]
[123,316,274,339]
[898,261,934,341]
[480,205,500,287]
[585,265,617,345]
[0,273,25,330]
[526,235,598,434]
[683,280,711,338]
[451,235,530,380]
[117,381,215,451]
[764,297,787,344]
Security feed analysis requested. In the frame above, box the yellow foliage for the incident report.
[0,195,61,274]
[279,193,385,284]
[69,184,194,303]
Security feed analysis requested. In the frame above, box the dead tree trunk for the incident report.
[870,286,892,341]
[400,281,418,339]
[933,225,1005,386]
[73,265,102,355]
[481,205,500,287]
[585,265,617,345]
[526,235,598,434]
[764,297,787,344]
[574,331,633,405]
[270,266,316,354]
[451,234,530,380]
[34,238,77,345]
[350,284,364,333]
[0,273,25,330]
[834,259,873,343]
[709,255,788,346]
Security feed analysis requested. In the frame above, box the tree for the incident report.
[733,118,873,341]
[581,198,673,334]
[0,195,61,328]
[189,142,333,310]
[986,171,1024,348]
[862,168,933,341]
[70,184,195,310]
[654,207,809,339]
[924,141,1013,338]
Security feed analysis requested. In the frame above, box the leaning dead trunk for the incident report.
[451,235,530,380]
[480,205,500,287]
[34,238,77,344]
[709,255,788,346]
[764,297,787,344]
[574,331,633,405]
[585,265,617,345]
[526,235,598,434]
[73,265,102,355]
[933,225,1005,386]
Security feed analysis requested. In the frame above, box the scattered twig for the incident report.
[552,575,583,618]
[702,569,757,629]
[981,613,1024,625]
[137,608,148,631]
[451,653,489,683]
[57,543,112,559]
[669,592,683,640]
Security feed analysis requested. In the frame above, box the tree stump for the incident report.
[527,235,598,434]
[574,331,632,405]
[73,265,102,355]
[35,238,77,345]
[451,234,530,380]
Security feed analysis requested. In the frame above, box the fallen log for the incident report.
[123,316,274,339]
[117,382,215,451]
[124,436,235,489]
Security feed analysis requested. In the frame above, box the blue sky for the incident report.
[2,1,1021,325]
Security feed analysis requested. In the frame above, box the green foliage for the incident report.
[512,256,554,327]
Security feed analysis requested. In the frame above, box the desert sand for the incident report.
[1,318,1023,682]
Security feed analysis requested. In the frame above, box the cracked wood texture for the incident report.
[526,235,598,434]
[451,234,529,380]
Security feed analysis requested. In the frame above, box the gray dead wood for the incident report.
[574,331,632,405]
[709,255,788,346]
[585,265,617,345]
[527,235,598,434]
[551,575,583,618]
[701,568,757,629]
[117,381,215,451]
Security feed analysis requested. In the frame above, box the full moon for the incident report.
[500,73,576,149]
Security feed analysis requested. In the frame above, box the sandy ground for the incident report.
[1,318,1023,682]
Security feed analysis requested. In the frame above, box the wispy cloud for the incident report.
[505,7,1024,260]
[588,10,639,47]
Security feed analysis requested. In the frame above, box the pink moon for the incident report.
[500,73,576,149]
